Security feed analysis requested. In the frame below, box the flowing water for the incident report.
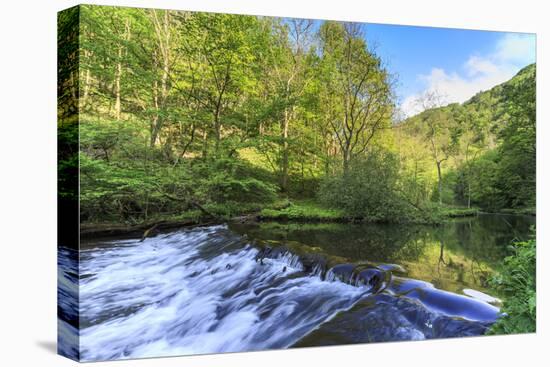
[58,213,534,361]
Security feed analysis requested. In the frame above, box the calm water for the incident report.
[58,214,534,361]
[230,213,535,296]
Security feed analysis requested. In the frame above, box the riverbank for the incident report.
[80,199,535,240]
[258,200,481,223]
[80,200,469,239]
[494,207,536,216]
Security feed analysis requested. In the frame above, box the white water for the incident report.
[78,226,368,361]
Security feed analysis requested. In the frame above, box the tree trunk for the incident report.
[82,67,91,108]
[437,161,443,205]
[281,108,290,191]
[342,148,351,176]
[149,10,171,148]
[467,181,471,209]
[214,110,221,158]
[114,19,130,120]
[150,78,159,147]
[114,46,122,120]
[202,129,208,159]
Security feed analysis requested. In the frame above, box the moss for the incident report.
[417,203,480,223]
[260,200,346,221]
[441,207,480,218]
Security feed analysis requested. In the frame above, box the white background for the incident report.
[0,0,547,366]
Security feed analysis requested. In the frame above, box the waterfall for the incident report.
[58,225,499,362]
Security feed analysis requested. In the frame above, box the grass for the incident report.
[400,202,480,225]
[259,200,483,224]
[498,207,536,216]
[260,199,347,221]
[441,207,480,218]
[205,202,263,219]
[84,198,487,230]
[83,200,485,231]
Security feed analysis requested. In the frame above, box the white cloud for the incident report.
[494,33,536,65]
[465,56,499,77]
[400,33,535,118]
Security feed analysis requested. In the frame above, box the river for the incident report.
[58,213,534,361]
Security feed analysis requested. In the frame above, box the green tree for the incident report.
[414,93,462,205]
[318,22,394,175]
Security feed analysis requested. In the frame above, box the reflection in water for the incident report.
[57,214,533,361]
[230,213,535,294]
[63,227,368,361]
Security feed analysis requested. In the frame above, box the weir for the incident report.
[59,225,502,361]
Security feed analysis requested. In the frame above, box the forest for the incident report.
[58,5,536,228]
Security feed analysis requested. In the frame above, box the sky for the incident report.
[360,23,536,117]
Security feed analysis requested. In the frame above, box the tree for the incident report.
[270,19,315,191]
[496,66,536,208]
[184,13,262,159]
[72,4,535,224]
[451,106,489,208]
[318,22,394,175]
[415,92,461,205]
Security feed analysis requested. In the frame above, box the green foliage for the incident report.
[80,150,278,222]
[430,204,480,222]
[192,158,278,204]
[260,200,345,221]
[71,5,535,226]
[494,66,536,208]
[488,237,536,334]
[318,150,413,222]
[454,150,503,210]
[433,169,459,204]
[452,63,535,211]
[403,64,536,212]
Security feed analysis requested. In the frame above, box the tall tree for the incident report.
[415,92,461,205]
[266,19,315,191]
[185,14,261,158]
[318,22,393,175]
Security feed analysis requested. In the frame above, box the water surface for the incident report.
[58,214,534,361]
[230,213,535,295]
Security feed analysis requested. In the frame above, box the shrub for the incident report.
[318,150,412,222]
[194,158,278,204]
[488,237,536,334]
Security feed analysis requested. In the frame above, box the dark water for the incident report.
[230,213,535,295]
[58,214,534,361]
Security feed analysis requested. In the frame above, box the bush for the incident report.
[80,152,278,222]
[488,237,536,334]
[193,158,278,204]
[318,150,412,222]
[260,200,345,221]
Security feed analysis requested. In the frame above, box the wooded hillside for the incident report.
[57,6,536,225]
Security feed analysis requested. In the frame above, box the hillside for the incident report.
[63,4,535,225]
[395,63,536,210]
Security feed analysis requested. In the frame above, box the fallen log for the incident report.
[159,192,222,221]
[140,223,160,242]
[80,218,220,242]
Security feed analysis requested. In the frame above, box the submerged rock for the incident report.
[328,263,356,283]
[251,238,499,346]
[293,294,493,347]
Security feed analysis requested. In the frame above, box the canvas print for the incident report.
[57,4,536,362]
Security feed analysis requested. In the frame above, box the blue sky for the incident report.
[361,23,536,116]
